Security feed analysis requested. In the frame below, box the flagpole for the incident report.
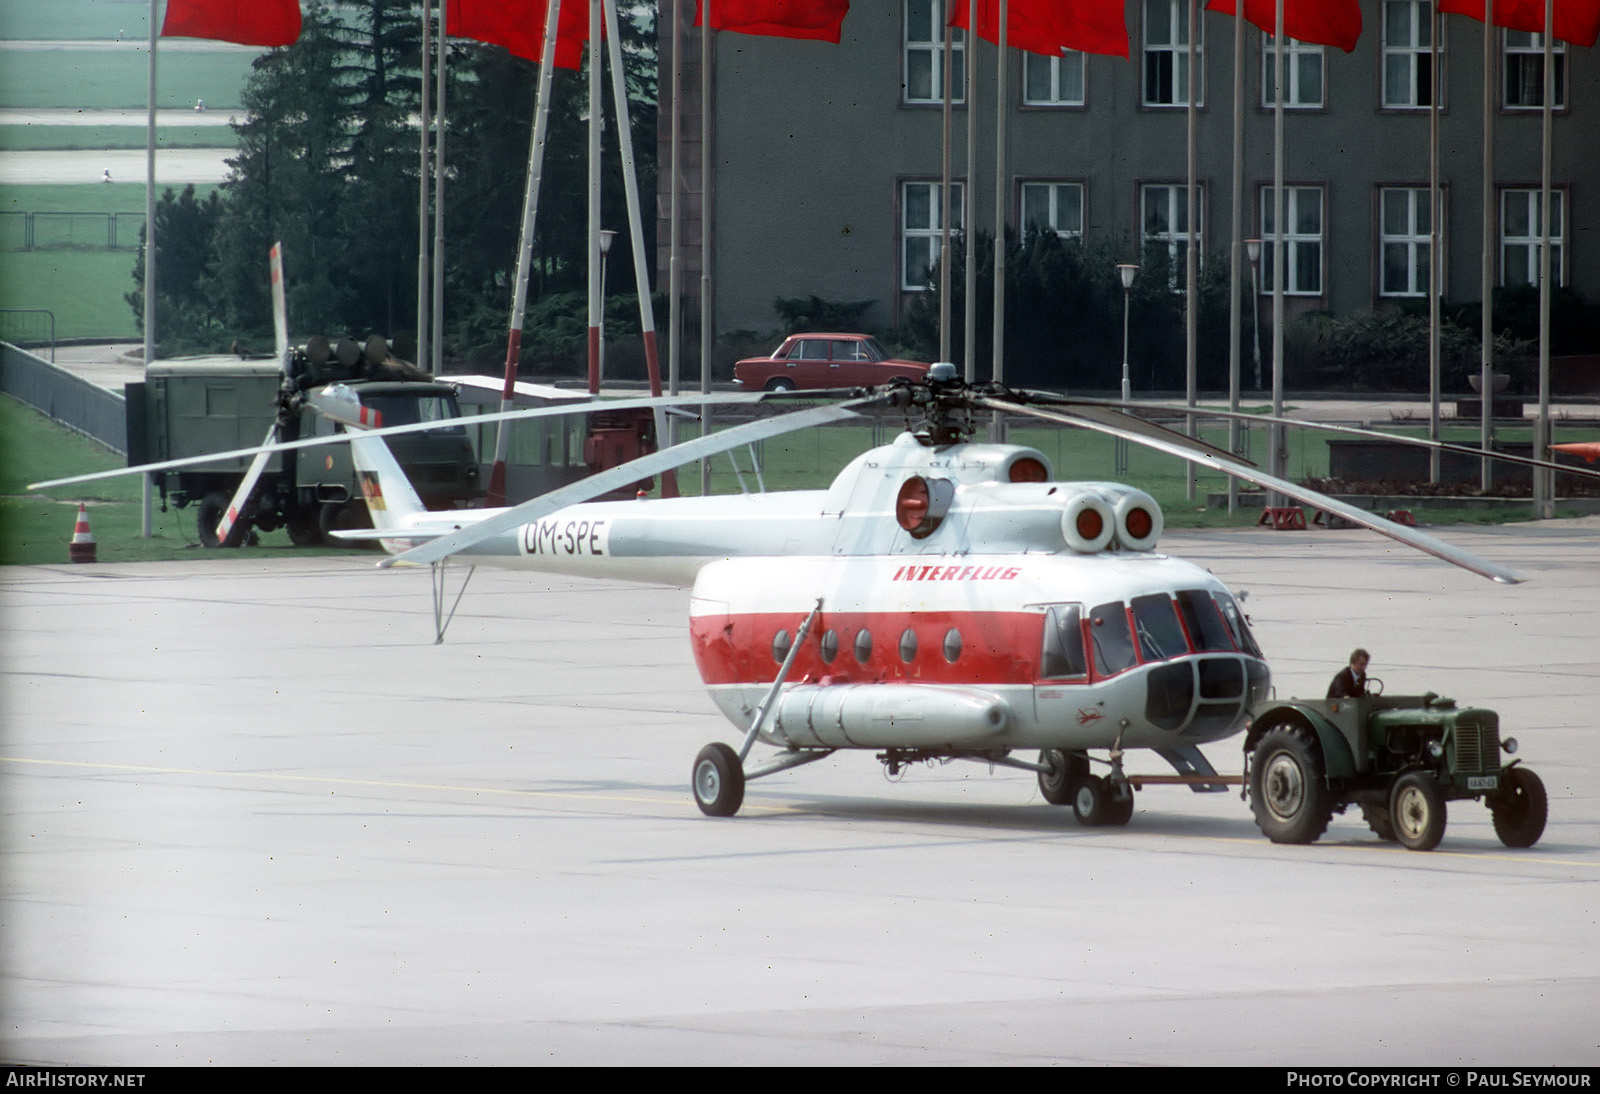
[1184,0,1198,501]
[1480,1,1495,492]
[143,0,158,538]
[431,17,448,376]
[587,0,602,394]
[669,0,683,413]
[963,0,977,384]
[700,4,713,495]
[602,0,676,495]
[990,0,1008,419]
[417,0,431,374]
[486,0,563,507]
[1270,0,1285,506]
[1535,0,1555,517]
[1429,0,1441,484]
[940,20,954,363]
[1226,0,1243,515]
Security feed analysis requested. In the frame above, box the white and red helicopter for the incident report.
[40,355,1576,829]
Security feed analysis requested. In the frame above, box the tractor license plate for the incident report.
[1467,775,1499,791]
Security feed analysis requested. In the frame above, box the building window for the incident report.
[1143,0,1203,107]
[1501,189,1565,288]
[1262,36,1324,108]
[1141,183,1203,290]
[1382,0,1434,109]
[1504,32,1566,110]
[902,180,964,291]
[1021,181,1084,237]
[1380,187,1434,298]
[904,0,965,105]
[1260,186,1324,296]
[1023,49,1085,106]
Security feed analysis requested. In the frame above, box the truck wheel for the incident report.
[1038,749,1088,806]
[1390,772,1447,851]
[1249,724,1334,844]
[1490,767,1547,849]
[319,501,374,548]
[286,510,324,547]
[197,492,244,548]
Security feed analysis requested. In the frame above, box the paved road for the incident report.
[2,518,1596,1065]
[0,147,230,185]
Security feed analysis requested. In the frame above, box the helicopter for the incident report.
[33,338,1586,833]
[270,362,1570,828]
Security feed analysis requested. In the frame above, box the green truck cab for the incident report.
[125,348,481,547]
[1243,690,1547,851]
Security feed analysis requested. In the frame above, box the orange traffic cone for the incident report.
[69,504,97,563]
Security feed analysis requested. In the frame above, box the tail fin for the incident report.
[348,433,428,531]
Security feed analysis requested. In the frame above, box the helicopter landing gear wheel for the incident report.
[692,742,745,817]
[1490,767,1547,849]
[1390,772,1447,852]
[1071,775,1133,827]
[1038,749,1088,806]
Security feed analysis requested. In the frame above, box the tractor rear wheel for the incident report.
[1249,724,1334,844]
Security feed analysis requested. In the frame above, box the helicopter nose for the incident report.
[1145,655,1270,740]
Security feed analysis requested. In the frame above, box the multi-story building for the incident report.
[657,0,1595,363]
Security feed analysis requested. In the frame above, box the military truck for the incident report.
[124,337,482,547]
[1244,689,1548,851]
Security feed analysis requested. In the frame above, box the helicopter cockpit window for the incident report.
[361,394,467,434]
[1213,592,1263,657]
[1176,589,1237,652]
[1039,605,1086,679]
[1088,602,1138,677]
[1130,594,1188,663]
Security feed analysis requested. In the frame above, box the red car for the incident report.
[733,334,930,391]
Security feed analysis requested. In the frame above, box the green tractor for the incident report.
[1244,690,1548,851]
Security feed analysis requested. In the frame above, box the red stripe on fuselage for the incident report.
[690,609,1049,687]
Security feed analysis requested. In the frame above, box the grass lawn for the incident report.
[0,48,254,111]
[0,123,236,151]
[0,0,160,41]
[1,394,340,564]
[0,249,142,338]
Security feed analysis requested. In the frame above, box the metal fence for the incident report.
[0,342,126,453]
[0,310,55,361]
[0,211,145,251]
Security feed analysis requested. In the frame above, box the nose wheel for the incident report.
[692,742,746,817]
[1072,773,1135,827]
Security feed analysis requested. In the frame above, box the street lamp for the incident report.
[1117,263,1138,403]
[598,229,617,384]
[1244,238,1262,391]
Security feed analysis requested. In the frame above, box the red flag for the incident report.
[447,0,589,69]
[1205,0,1363,54]
[161,0,302,47]
[696,1,851,42]
[951,0,1130,59]
[1438,0,1600,48]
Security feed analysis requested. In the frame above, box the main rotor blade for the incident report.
[1006,394,1245,464]
[980,396,1525,585]
[1034,394,1600,487]
[28,390,789,493]
[378,394,891,569]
